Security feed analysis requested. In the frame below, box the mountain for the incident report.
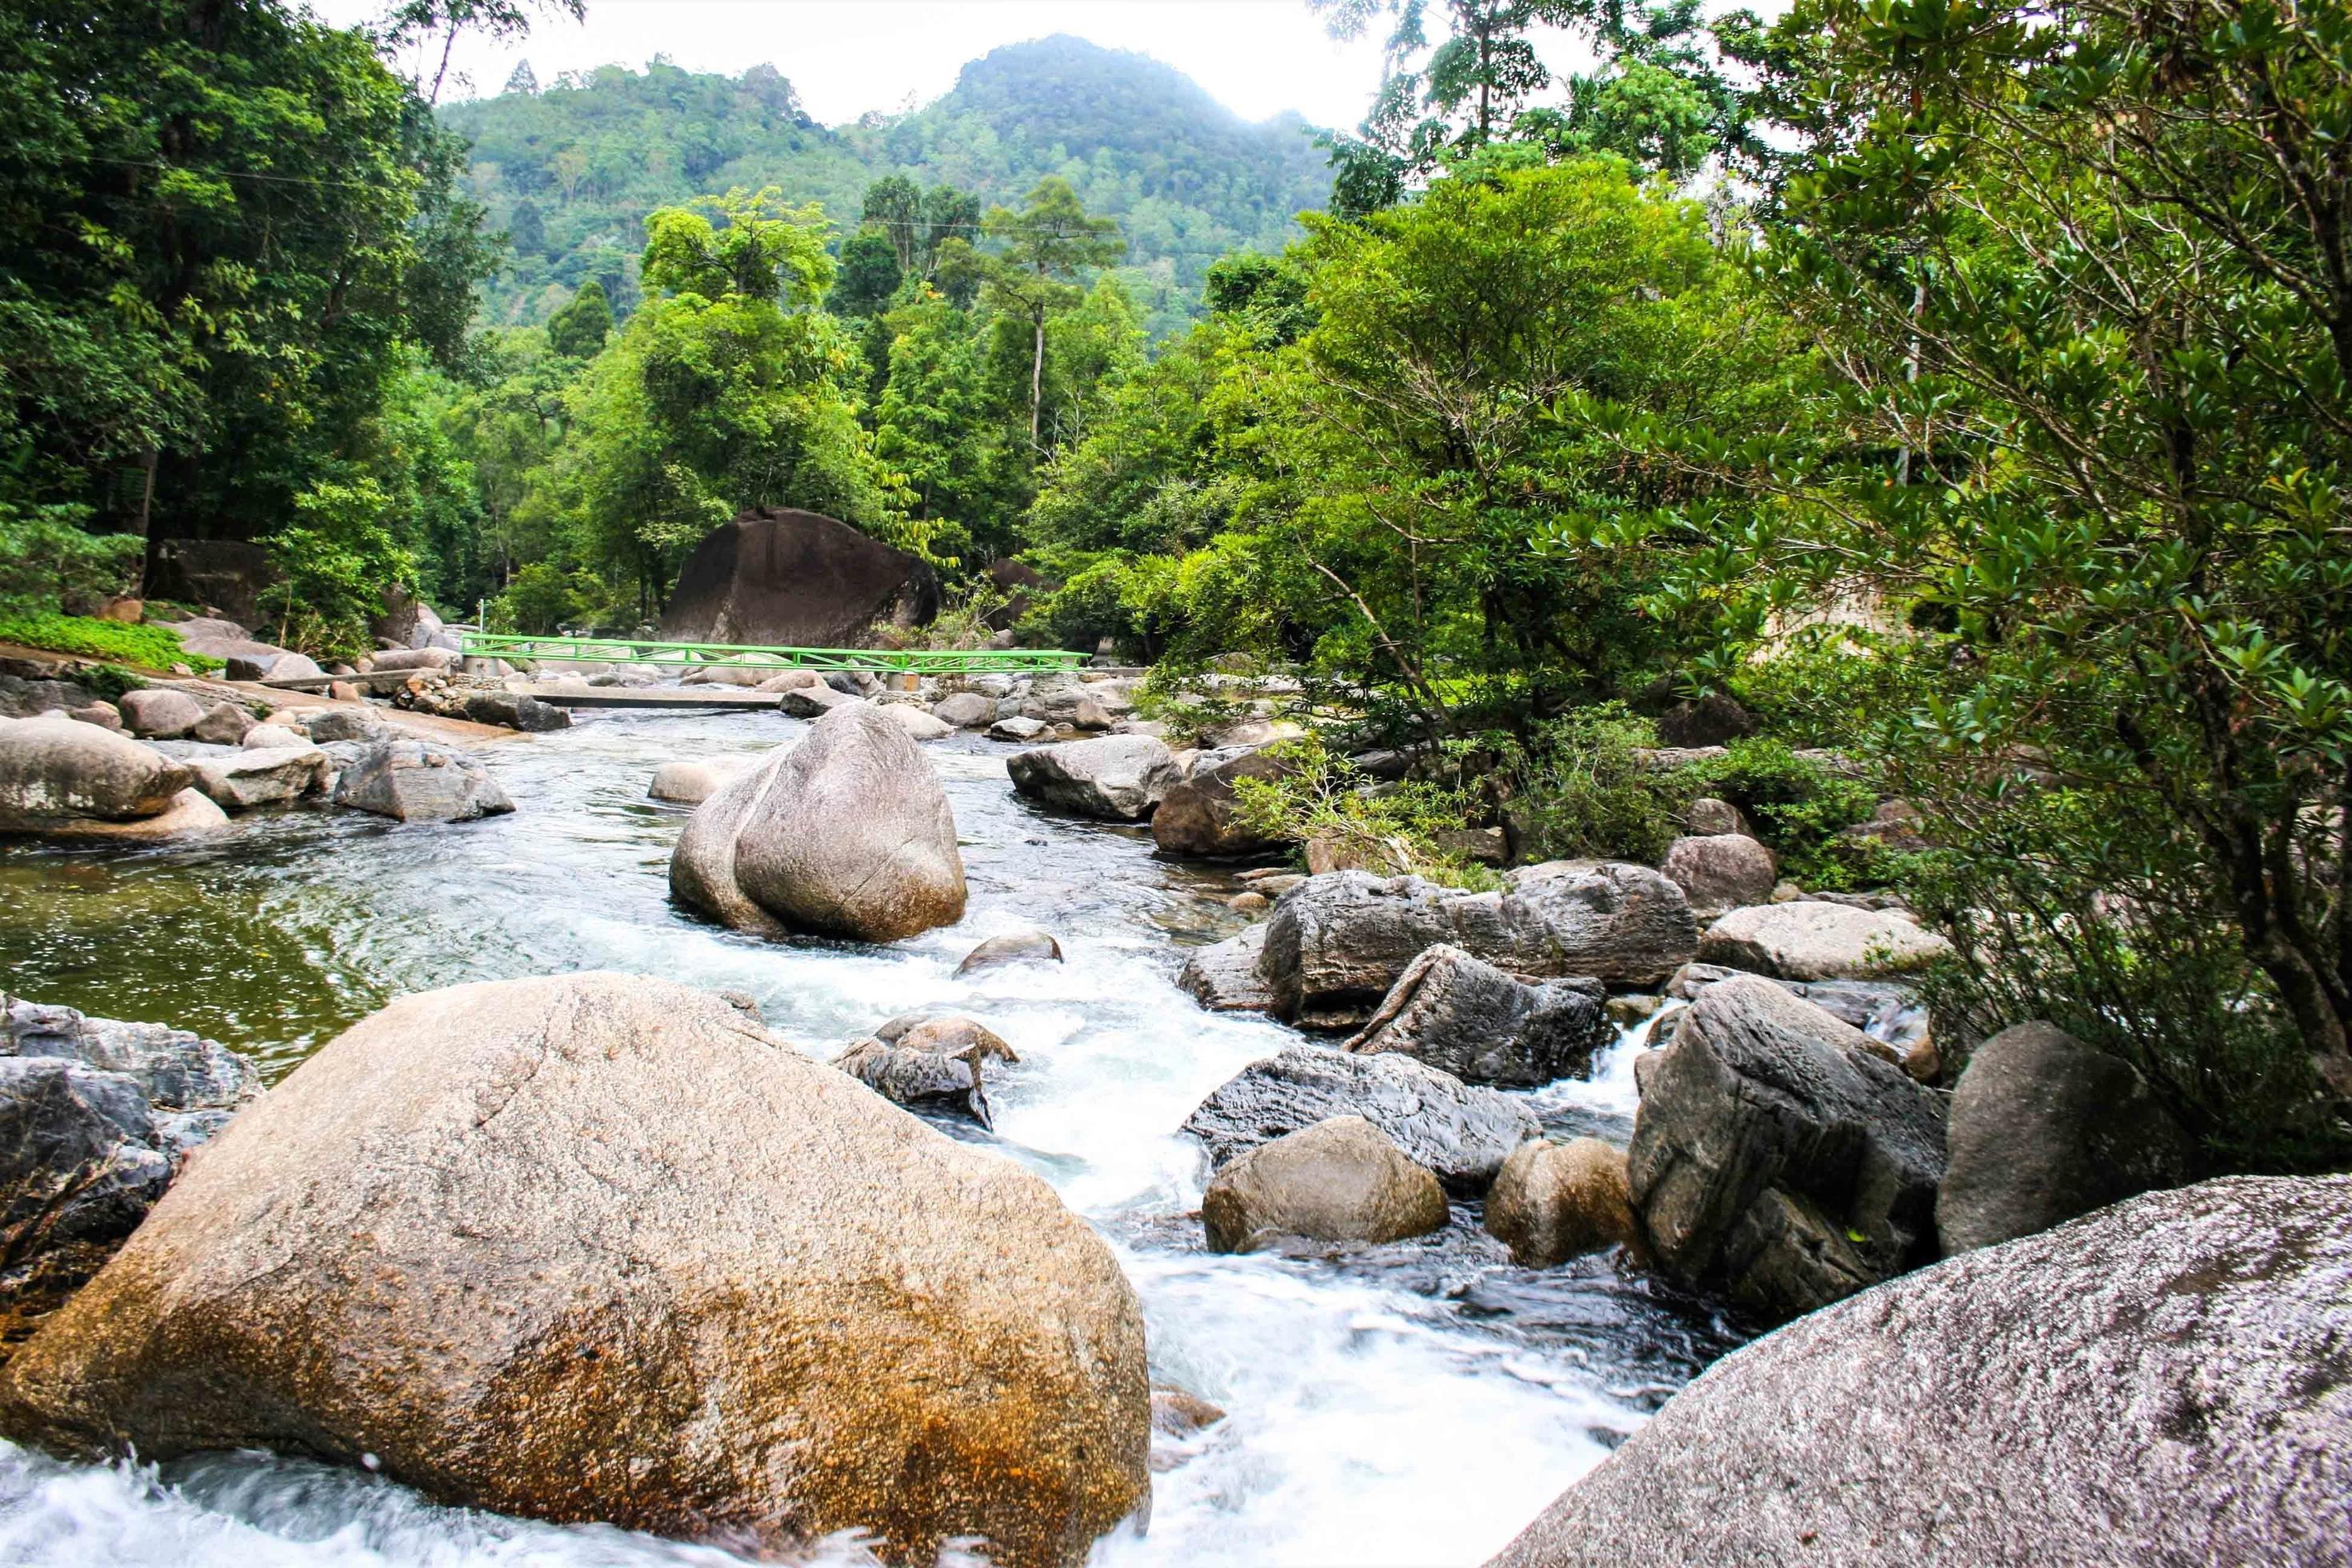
[439,36,1334,333]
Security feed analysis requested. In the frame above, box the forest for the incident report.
[3,0,2350,1172]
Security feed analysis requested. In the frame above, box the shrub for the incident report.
[0,505,142,612]
[0,612,222,673]
[1496,705,1684,865]
[1227,734,1502,889]
[1693,738,1878,889]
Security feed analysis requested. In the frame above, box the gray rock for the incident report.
[0,714,194,830]
[1486,1175,2352,1568]
[778,684,864,719]
[1007,735,1178,822]
[65,703,121,733]
[1682,797,1752,837]
[187,703,255,746]
[954,931,1065,976]
[1660,833,1778,914]
[1177,924,1277,1014]
[1484,1138,1637,1267]
[1150,747,1291,858]
[0,677,98,720]
[833,1014,1018,1129]
[670,705,965,942]
[33,787,227,842]
[225,651,324,682]
[646,757,750,806]
[367,647,458,674]
[752,670,822,694]
[330,739,513,823]
[1666,962,1936,1081]
[459,691,570,733]
[189,746,329,811]
[1341,944,1612,1088]
[1628,975,1947,1326]
[1698,900,1951,981]
[1182,1044,1538,1194]
[1937,1021,2194,1255]
[1202,1115,1448,1254]
[239,723,309,750]
[931,692,996,729]
[1262,866,1698,1030]
[299,708,386,745]
[881,704,952,742]
[115,688,203,739]
[989,715,1051,742]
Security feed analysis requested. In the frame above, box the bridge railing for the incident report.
[457,634,1089,676]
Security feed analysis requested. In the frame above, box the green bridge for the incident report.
[457,633,1090,676]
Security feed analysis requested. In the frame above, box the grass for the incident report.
[0,611,224,673]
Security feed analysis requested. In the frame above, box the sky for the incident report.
[308,0,1591,131]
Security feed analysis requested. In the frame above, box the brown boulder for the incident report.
[1484,1138,1637,1267]
[1151,747,1294,858]
[1201,1115,1448,1253]
[659,509,940,648]
[0,714,194,829]
[0,974,1150,1568]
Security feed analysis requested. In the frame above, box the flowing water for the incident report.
[0,711,1742,1567]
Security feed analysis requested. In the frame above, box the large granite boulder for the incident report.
[647,756,752,806]
[1698,900,1951,981]
[187,702,255,746]
[1628,975,1948,1326]
[670,704,966,942]
[0,997,254,1355]
[1007,735,1178,822]
[188,745,330,810]
[0,974,1150,1568]
[932,692,997,729]
[778,683,866,718]
[0,714,193,830]
[658,508,940,648]
[1176,924,1276,1013]
[1486,1176,2352,1568]
[1150,747,1292,858]
[1665,962,1938,1081]
[460,691,570,732]
[1341,945,1612,1088]
[1182,1045,1538,1194]
[38,788,227,842]
[116,687,203,739]
[1262,866,1697,1030]
[1484,1137,1638,1268]
[1202,1116,1448,1254]
[1660,833,1778,914]
[331,739,513,823]
[832,1014,1019,1130]
[370,647,458,674]
[1937,1021,2194,1256]
[955,931,1065,976]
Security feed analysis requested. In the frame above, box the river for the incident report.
[0,710,1741,1566]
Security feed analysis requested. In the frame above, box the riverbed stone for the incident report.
[1177,924,1277,1013]
[1628,974,1947,1326]
[186,702,255,746]
[0,714,194,830]
[1666,962,1936,1081]
[932,692,996,729]
[1484,1175,2352,1568]
[1202,1116,1448,1254]
[833,1014,1019,1129]
[1262,865,1697,1030]
[881,704,953,742]
[0,974,1150,1568]
[671,704,966,943]
[460,691,570,733]
[368,647,458,674]
[1484,1138,1638,1267]
[990,715,1050,742]
[1660,833,1778,914]
[115,688,203,739]
[1341,944,1612,1088]
[1150,747,1291,858]
[955,930,1065,976]
[1007,735,1178,821]
[1183,1044,1538,1194]
[240,722,309,750]
[65,702,121,732]
[189,746,330,811]
[753,670,822,693]
[330,738,513,823]
[778,684,863,719]
[1698,900,1951,981]
[1937,1021,2194,1256]
[300,708,386,745]
[647,756,750,806]
[40,788,229,842]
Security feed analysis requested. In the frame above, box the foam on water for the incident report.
[0,710,1737,1566]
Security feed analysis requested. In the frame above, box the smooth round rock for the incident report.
[1202,1115,1448,1253]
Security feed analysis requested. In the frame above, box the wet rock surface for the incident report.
[1007,734,1179,822]
[1485,1138,1638,1268]
[955,930,1065,976]
[1342,944,1612,1088]
[1176,923,1277,1013]
[1487,1176,2352,1568]
[1202,1115,1448,1254]
[331,738,514,823]
[833,1013,1019,1128]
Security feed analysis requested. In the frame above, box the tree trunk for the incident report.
[1030,314,1046,447]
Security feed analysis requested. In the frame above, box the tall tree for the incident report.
[377,0,585,106]
[980,178,1125,446]
[546,278,612,358]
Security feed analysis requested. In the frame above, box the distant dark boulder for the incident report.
[985,559,1052,630]
[658,509,939,649]
[143,539,278,627]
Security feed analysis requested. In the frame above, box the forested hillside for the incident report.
[441,36,1330,333]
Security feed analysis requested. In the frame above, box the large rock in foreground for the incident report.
[1182,1045,1537,1193]
[1937,1021,2194,1256]
[658,507,941,647]
[0,974,1150,1568]
[1007,735,1178,822]
[0,714,193,830]
[1263,866,1697,1029]
[1629,975,1946,1326]
[1486,1176,2352,1568]
[671,703,966,942]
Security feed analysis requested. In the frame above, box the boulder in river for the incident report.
[0,974,1150,1568]
[1262,866,1697,1030]
[1937,1020,2194,1256]
[1341,944,1612,1088]
[0,996,254,1355]
[658,508,941,648]
[882,703,952,742]
[369,647,458,674]
[240,722,310,750]
[1484,1175,2352,1568]
[189,746,330,811]
[1177,923,1276,1013]
[39,788,228,842]
[778,684,864,719]
[1698,899,1950,981]
[832,1013,1019,1129]
[460,691,570,732]
[670,703,966,942]
[0,714,194,830]
[300,707,386,745]
[1007,734,1179,822]
[1665,961,1937,1081]
[1483,1138,1638,1268]
[647,756,751,806]
[931,692,996,729]
[1150,747,1292,858]
[1202,1115,1448,1254]
[1659,833,1777,914]
[331,738,513,823]
[1182,1044,1538,1194]
[186,702,255,746]
[115,688,203,739]
[956,930,1065,976]
[1628,974,1947,1326]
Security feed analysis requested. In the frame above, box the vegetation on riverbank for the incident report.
[0,614,220,674]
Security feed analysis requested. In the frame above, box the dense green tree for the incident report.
[832,230,905,318]
[981,178,1126,445]
[545,278,613,358]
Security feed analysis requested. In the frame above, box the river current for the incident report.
[0,710,1740,1567]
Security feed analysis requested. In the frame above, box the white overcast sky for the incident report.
[310,0,1598,130]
